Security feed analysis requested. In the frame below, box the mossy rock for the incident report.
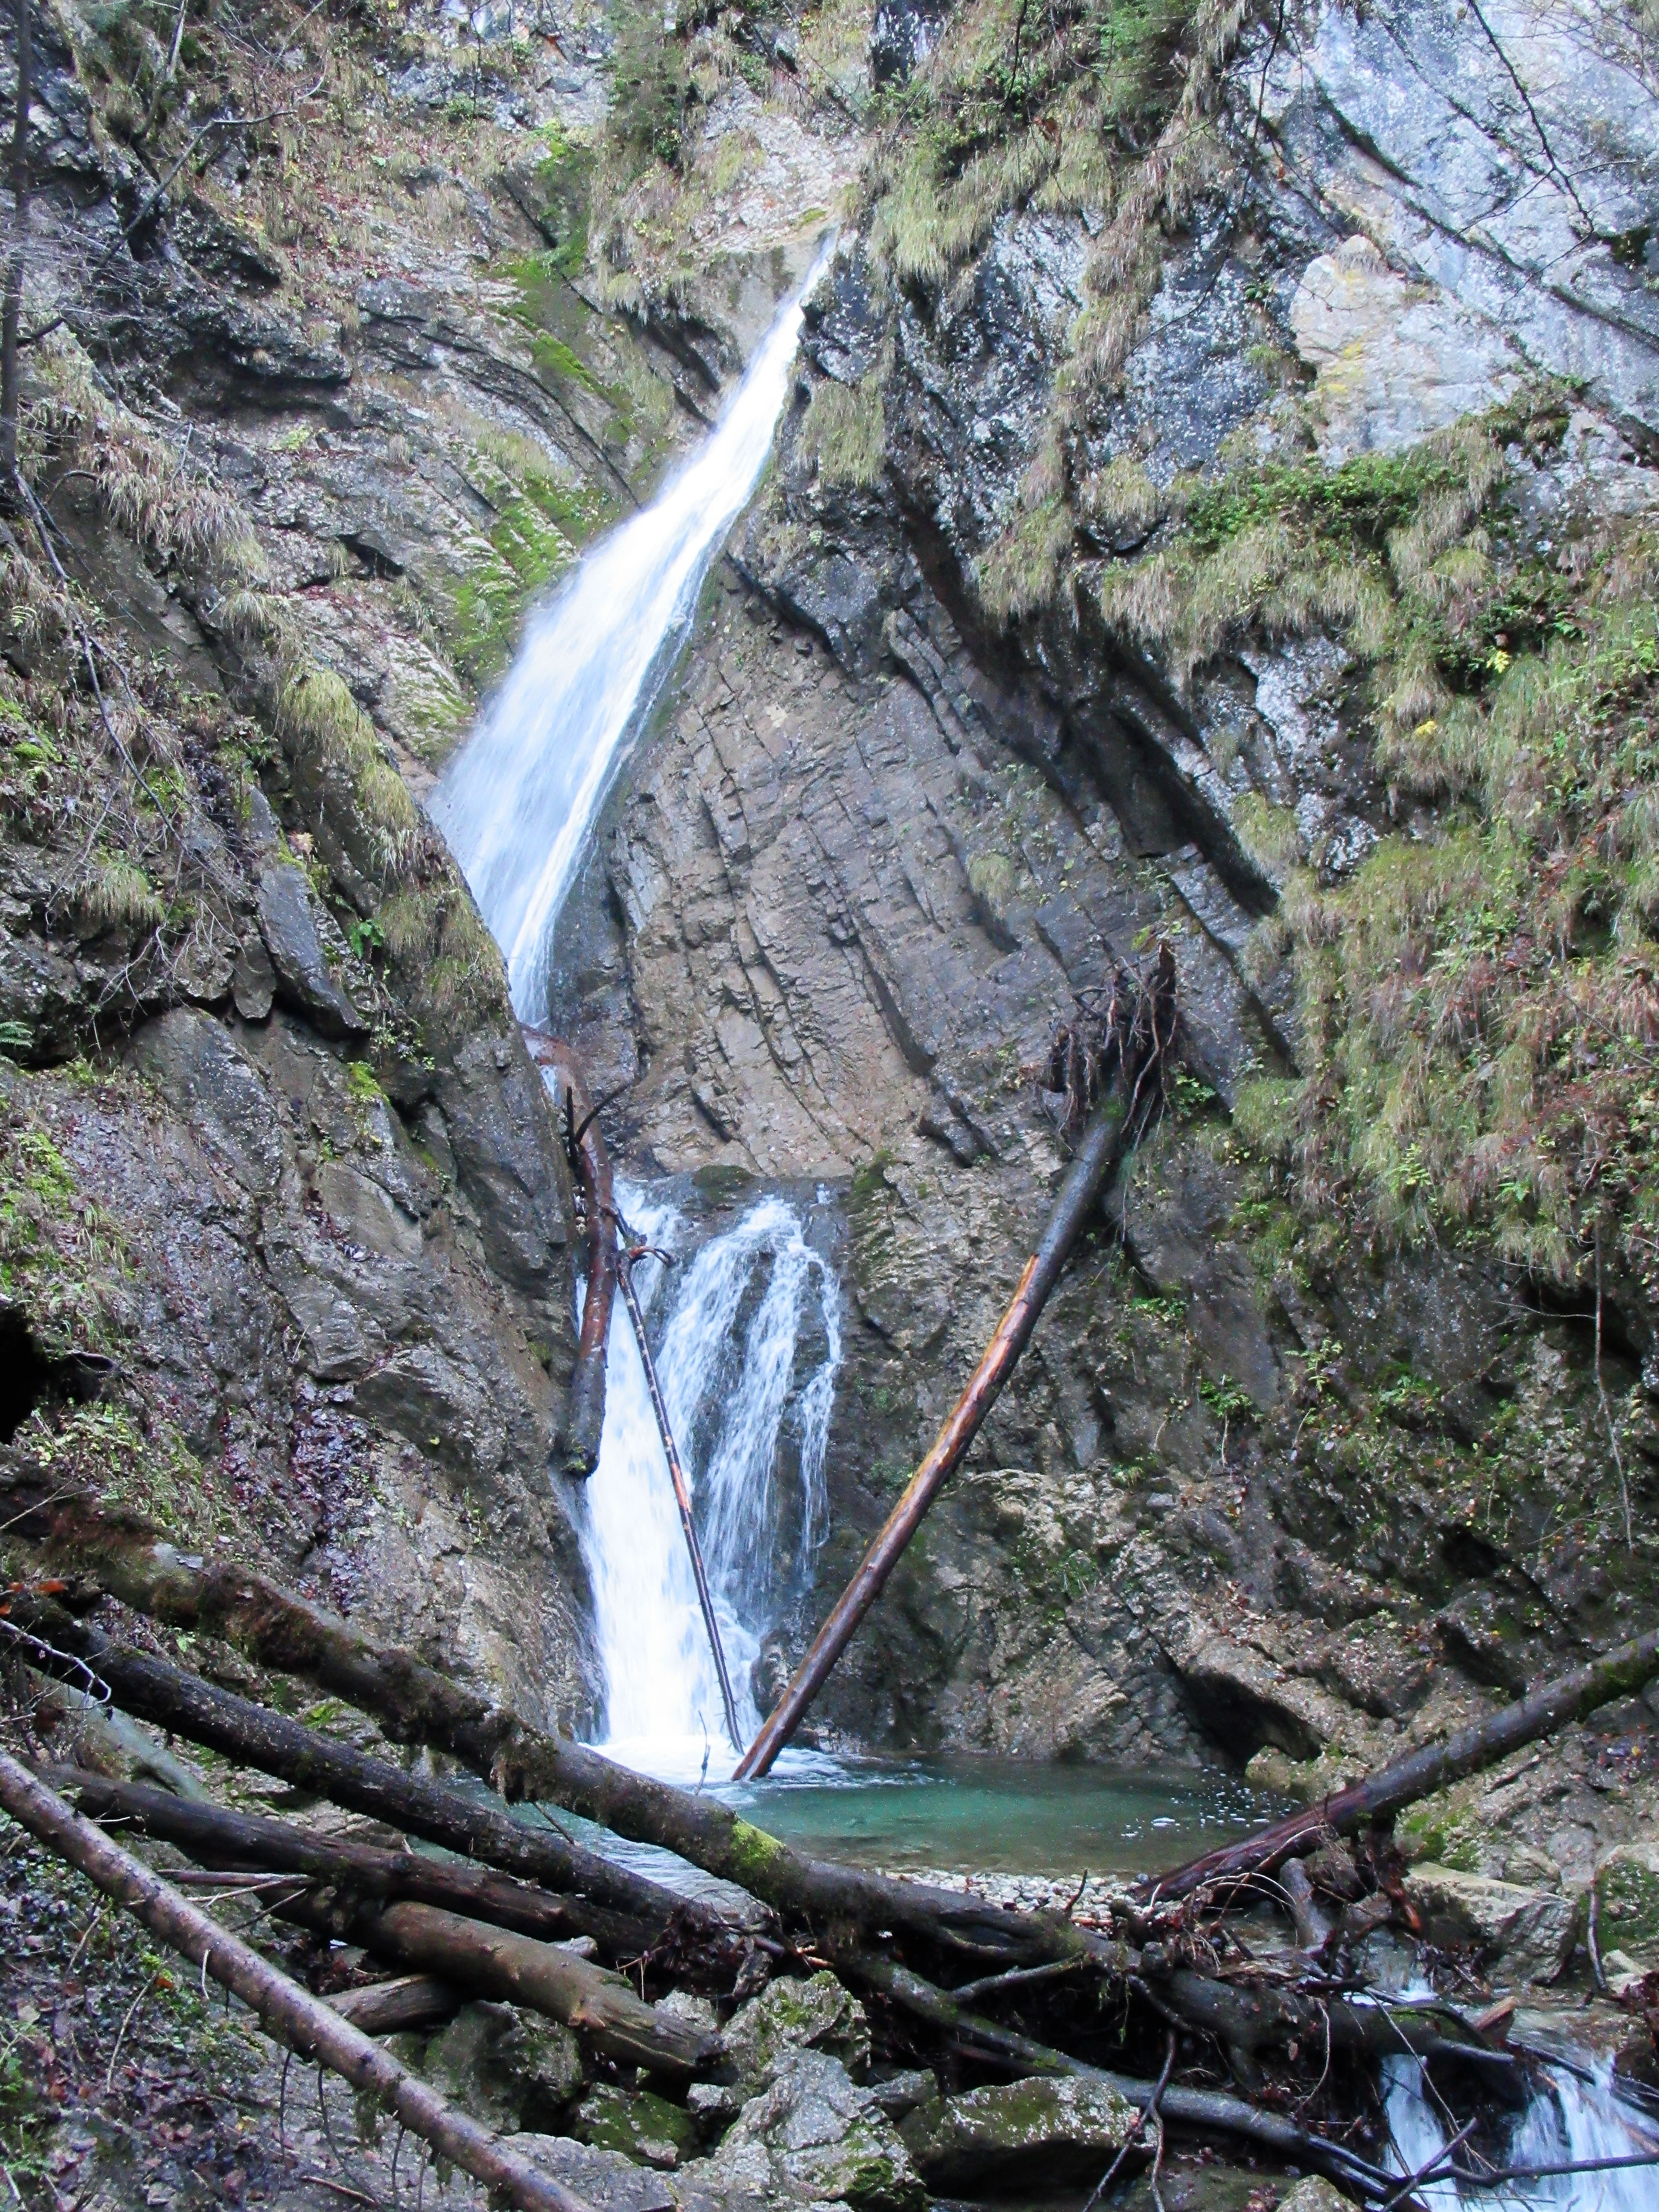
[1595,1842,1659,1972]
[900,2074,1137,2189]
[1395,1780,1488,1873]
[574,2084,699,2171]
[422,2001,583,2131]
[724,1969,871,2090]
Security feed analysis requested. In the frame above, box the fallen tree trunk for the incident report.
[329,1975,459,2035]
[845,1951,1397,2202]
[44,1765,654,1953]
[614,1245,743,1752]
[8,1570,1094,1970]
[523,1027,616,1478]
[1144,1621,1659,1902]
[16,1615,735,1953]
[0,1752,594,2212]
[289,1896,722,2080]
[736,945,1177,1779]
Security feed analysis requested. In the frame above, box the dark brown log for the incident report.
[843,1950,1397,2201]
[0,1752,594,2212]
[524,1028,616,1476]
[15,1615,734,1953]
[42,1764,653,1953]
[328,1975,459,2035]
[614,1246,742,1751]
[6,1567,1094,1971]
[1144,1621,1659,1903]
[736,945,1176,1779]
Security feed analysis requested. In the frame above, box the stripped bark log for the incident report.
[736,945,1177,1779]
[614,1245,743,1751]
[328,1975,459,2035]
[523,1027,615,1478]
[7,1572,1095,1970]
[0,1752,594,2212]
[1144,1622,1659,1902]
[288,1897,722,2080]
[44,1765,654,1953]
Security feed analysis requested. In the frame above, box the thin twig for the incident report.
[1080,2032,1176,2211]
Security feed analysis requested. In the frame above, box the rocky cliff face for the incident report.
[0,0,832,1729]
[3,0,1659,1886]
[553,0,1659,1877]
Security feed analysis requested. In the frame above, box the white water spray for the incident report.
[433,241,832,1022]
[1384,2051,1659,2209]
[577,1181,841,1785]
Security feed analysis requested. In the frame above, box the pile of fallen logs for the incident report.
[4,1504,1659,2209]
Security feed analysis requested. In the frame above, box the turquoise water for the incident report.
[719,1753,1280,1877]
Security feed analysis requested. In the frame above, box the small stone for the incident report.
[723,1969,871,2090]
[1281,2180,1353,2212]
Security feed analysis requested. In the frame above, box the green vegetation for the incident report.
[866,0,1195,285]
[799,374,888,489]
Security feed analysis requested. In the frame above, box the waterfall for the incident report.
[576,1180,841,1784]
[1384,2052,1659,2209]
[432,241,832,1023]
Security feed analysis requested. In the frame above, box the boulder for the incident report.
[723,1971,871,2091]
[422,2001,583,2131]
[683,2049,923,2212]
[1280,2181,1352,2212]
[1594,1842,1659,1977]
[505,2137,680,2212]
[899,2074,1137,2190]
[256,862,367,1038]
[1403,1865,1576,1986]
[576,2084,700,2171]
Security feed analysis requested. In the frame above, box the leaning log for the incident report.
[8,1569,1096,1971]
[0,1752,594,2212]
[44,1765,653,1953]
[1144,1621,1659,1902]
[736,945,1177,1778]
[523,1027,616,1478]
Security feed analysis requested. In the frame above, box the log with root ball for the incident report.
[736,944,1178,1779]
[0,1752,596,2212]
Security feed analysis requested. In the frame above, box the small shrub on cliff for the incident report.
[799,375,887,488]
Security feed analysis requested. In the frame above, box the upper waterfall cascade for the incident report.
[432,244,831,1023]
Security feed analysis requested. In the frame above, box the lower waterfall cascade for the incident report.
[574,1181,841,1785]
